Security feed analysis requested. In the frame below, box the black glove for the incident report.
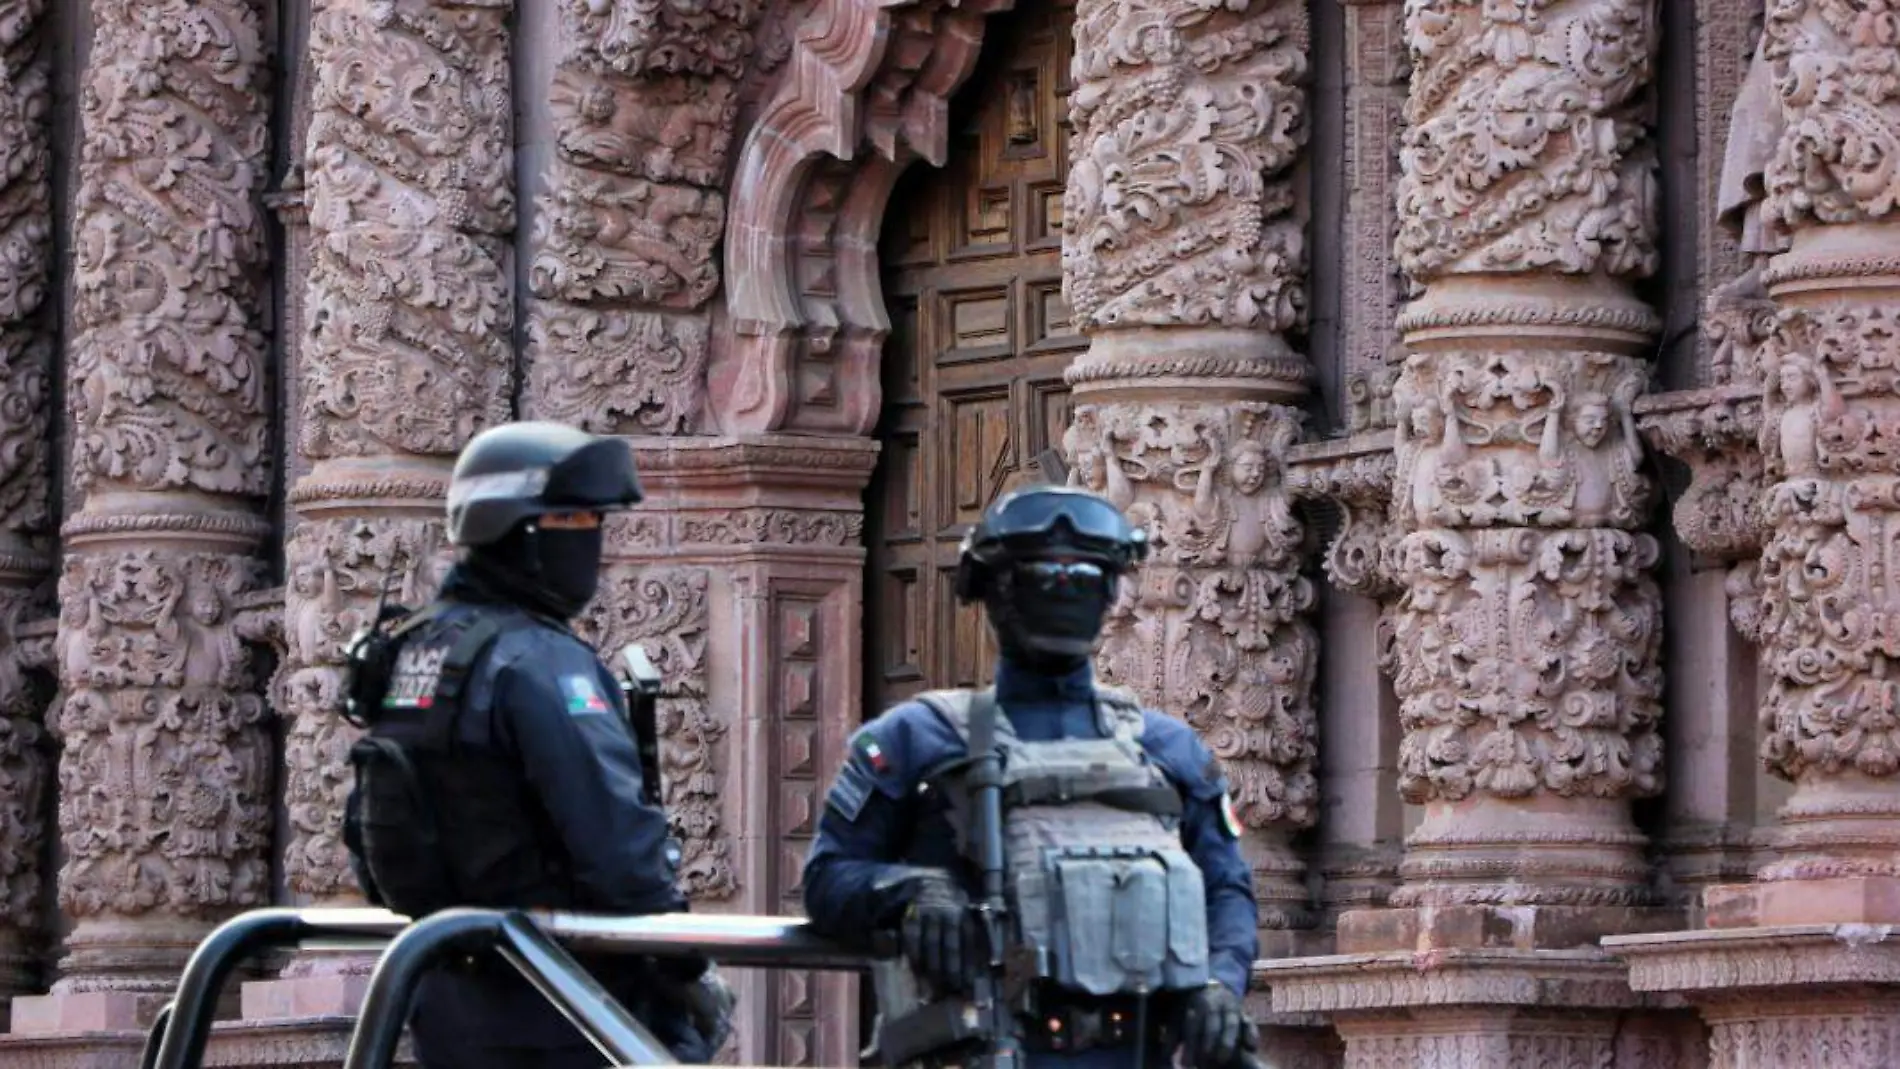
[896,870,977,992]
[1177,982,1250,1068]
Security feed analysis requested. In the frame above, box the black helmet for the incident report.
[954,485,1146,669]
[954,484,1148,604]
[447,421,644,547]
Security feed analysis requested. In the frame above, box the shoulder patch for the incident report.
[1219,791,1243,840]
[826,761,875,822]
[560,674,612,717]
[382,641,449,709]
[854,732,893,774]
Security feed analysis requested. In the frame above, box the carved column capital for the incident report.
[1637,385,1766,566]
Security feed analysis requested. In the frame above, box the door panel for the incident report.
[863,0,1081,715]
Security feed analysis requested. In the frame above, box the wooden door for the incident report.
[864,0,1082,718]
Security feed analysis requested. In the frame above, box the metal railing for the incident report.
[142,908,888,1069]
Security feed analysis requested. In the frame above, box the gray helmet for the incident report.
[446,421,644,547]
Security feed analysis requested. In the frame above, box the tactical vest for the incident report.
[915,685,1211,997]
[345,604,578,919]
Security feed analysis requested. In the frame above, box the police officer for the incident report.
[341,420,729,1069]
[802,485,1260,1069]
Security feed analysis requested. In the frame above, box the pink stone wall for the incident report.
[0,0,1894,1065]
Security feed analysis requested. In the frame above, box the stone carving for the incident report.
[1369,0,1664,910]
[531,174,724,311]
[52,551,271,921]
[560,0,760,81]
[1286,442,1399,599]
[1062,0,1308,334]
[1636,386,1766,563]
[1065,400,1317,927]
[1393,350,1652,532]
[0,0,49,540]
[1067,403,1316,825]
[67,0,272,497]
[1388,526,1664,803]
[714,0,1010,435]
[526,308,708,435]
[1753,304,1900,788]
[281,516,451,900]
[527,0,759,435]
[574,567,734,901]
[299,0,515,460]
[1760,0,1900,229]
[1393,0,1660,283]
[0,589,47,931]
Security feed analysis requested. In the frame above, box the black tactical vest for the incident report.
[344,603,579,918]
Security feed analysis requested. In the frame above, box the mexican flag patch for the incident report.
[856,735,891,774]
[1219,791,1243,839]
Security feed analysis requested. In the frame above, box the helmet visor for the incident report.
[981,490,1143,564]
[544,438,644,510]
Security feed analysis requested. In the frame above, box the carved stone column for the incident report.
[9,0,275,1034]
[1376,0,1666,918]
[1061,0,1320,943]
[247,0,513,1023]
[1609,6,1900,1063]
[1264,0,1681,1059]
[0,0,52,1023]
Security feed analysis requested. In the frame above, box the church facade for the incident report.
[0,0,1893,1064]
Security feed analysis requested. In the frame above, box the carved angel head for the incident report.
[1571,395,1611,448]
[1229,441,1270,496]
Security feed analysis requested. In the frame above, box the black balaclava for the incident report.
[464,520,605,621]
[981,555,1116,674]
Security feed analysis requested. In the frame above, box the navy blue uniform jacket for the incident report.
[801,657,1260,998]
[358,570,707,1060]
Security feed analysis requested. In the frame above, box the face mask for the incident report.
[467,523,605,620]
[530,525,605,618]
[984,561,1114,670]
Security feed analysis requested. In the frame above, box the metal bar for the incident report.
[529,912,893,970]
[496,913,677,1065]
[137,1002,172,1069]
[149,907,410,1069]
[341,909,511,1069]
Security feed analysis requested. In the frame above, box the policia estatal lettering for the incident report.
[338,421,731,1069]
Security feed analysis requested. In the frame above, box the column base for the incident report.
[1704,876,1900,929]
[1337,902,1684,955]
[1259,947,1694,1068]
[8,991,166,1034]
[1608,925,1900,1068]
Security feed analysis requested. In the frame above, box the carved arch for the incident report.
[711,0,1015,435]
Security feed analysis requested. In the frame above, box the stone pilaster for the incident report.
[10,0,275,1034]
[611,437,877,1067]
[249,0,514,1022]
[1062,0,1320,940]
[0,0,52,1025]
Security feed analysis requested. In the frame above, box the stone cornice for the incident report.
[1257,947,1646,1016]
[1606,925,1900,995]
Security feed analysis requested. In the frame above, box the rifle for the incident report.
[864,687,1027,1069]
[615,645,666,810]
[962,688,1026,1069]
